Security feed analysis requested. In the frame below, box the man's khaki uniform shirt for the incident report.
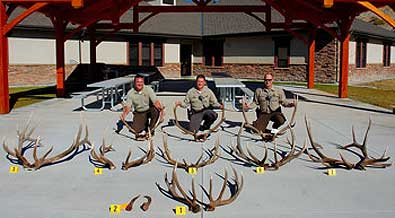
[125,86,158,112]
[181,86,221,111]
[250,86,292,113]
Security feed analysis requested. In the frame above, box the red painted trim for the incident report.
[307,31,316,89]
[2,2,48,35]
[138,42,142,66]
[137,6,268,13]
[55,18,66,97]
[150,42,154,66]
[339,33,350,98]
[0,3,9,114]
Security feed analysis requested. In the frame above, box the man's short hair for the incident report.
[264,72,274,78]
[134,74,145,83]
[196,74,206,82]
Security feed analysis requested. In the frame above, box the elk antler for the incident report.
[125,194,141,211]
[161,133,219,171]
[90,139,116,170]
[140,195,152,211]
[305,117,354,169]
[157,164,243,213]
[121,130,155,170]
[173,105,225,141]
[232,122,306,171]
[241,96,298,141]
[340,119,391,170]
[120,111,164,140]
[157,163,201,213]
[3,123,91,170]
[198,166,244,211]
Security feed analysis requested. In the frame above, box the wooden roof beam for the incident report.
[136,6,267,13]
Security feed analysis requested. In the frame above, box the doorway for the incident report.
[180,44,192,76]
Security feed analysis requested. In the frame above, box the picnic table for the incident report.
[212,73,253,111]
[79,75,134,111]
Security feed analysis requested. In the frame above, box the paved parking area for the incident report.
[0,86,394,218]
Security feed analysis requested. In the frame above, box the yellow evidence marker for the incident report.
[109,204,121,214]
[94,167,103,175]
[327,168,336,176]
[9,166,19,174]
[175,206,187,215]
[256,166,265,174]
[188,167,197,175]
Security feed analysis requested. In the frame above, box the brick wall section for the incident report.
[9,64,77,86]
[315,34,337,83]
[349,64,395,83]
[157,63,181,78]
[192,63,308,82]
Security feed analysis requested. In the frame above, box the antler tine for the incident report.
[205,106,225,136]
[305,117,353,169]
[305,117,328,159]
[241,96,252,125]
[234,123,249,160]
[140,195,152,212]
[275,96,298,137]
[173,104,197,137]
[162,133,184,168]
[121,135,155,170]
[196,138,220,168]
[204,167,244,211]
[245,142,267,166]
[171,163,201,213]
[125,194,141,211]
[90,144,116,170]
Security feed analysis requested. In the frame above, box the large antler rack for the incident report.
[241,96,298,142]
[161,133,220,172]
[232,122,306,171]
[90,139,116,170]
[173,104,225,142]
[3,122,92,170]
[120,110,164,140]
[305,117,391,170]
[122,130,155,170]
[156,164,243,213]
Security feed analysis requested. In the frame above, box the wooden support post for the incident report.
[0,3,9,114]
[308,30,316,89]
[55,18,66,97]
[339,32,350,98]
[150,42,154,66]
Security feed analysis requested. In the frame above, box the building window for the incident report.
[274,39,290,68]
[162,0,175,5]
[203,40,223,66]
[383,43,391,67]
[129,42,163,67]
[154,44,163,66]
[356,40,367,68]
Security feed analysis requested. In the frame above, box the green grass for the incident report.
[9,86,56,109]
[313,81,395,109]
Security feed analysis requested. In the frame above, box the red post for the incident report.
[55,19,65,97]
[0,2,9,114]
[150,42,154,66]
[307,30,316,89]
[339,32,350,98]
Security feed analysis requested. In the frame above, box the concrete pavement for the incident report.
[0,85,394,218]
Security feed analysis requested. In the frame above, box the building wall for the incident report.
[367,43,383,64]
[164,43,180,63]
[9,37,127,65]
